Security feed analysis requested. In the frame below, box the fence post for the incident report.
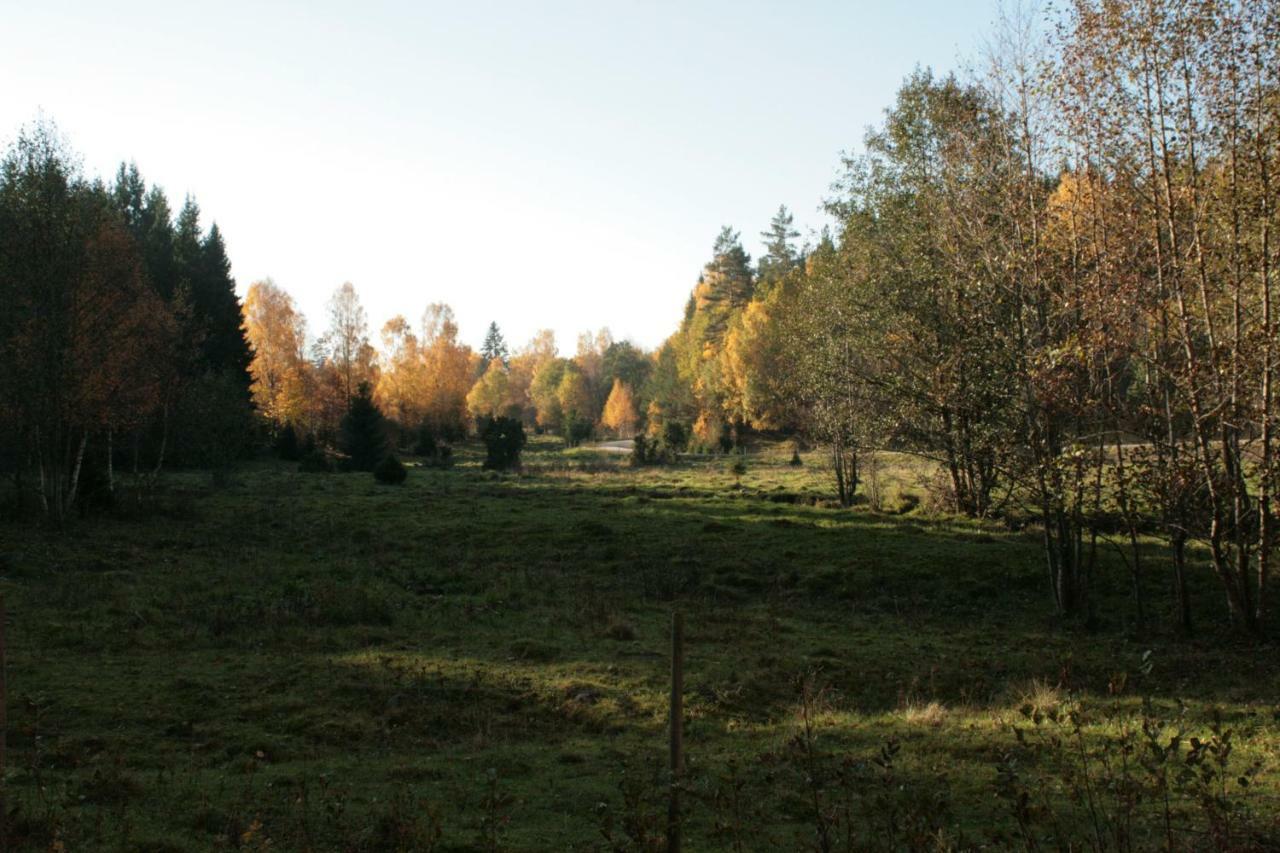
[668,610,684,853]
[1,594,7,853]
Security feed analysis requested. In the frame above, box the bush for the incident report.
[373,454,407,485]
[479,416,526,470]
[298,448,333,473]
[412,423,453,467]
[661,421,688,454]
[564,417,593,448]
[275,424,300,461]
[413,423,437,457]
[630,434,650,467]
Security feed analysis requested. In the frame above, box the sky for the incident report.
[1,1,995,352]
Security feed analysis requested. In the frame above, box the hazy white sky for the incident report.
[2,1,992,351]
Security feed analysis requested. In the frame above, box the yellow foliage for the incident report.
[466,358,511,418]
[601,379,638,437]
[557,365,595,422]
[243,279,310,427]
[693,409,722,448]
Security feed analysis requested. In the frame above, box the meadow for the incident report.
[1,439,1277,851]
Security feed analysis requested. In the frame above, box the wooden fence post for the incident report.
[1,594,7,853]
[668,610,684,853]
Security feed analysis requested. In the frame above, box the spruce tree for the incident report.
[169,197,252,388]
[140,186,177,300]
[480,321,509,365]
[340,381,388,471]
[198,223,253,387]
[112,162,147,235]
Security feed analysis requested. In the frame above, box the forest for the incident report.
[0,1,1278,850]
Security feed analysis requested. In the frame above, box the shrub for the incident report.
[631,434,677,466]
[413,423,453,467]
[661,421,688,453]
[373,454,407,485]
[413,423,437,457]
[602,615,637,641]
[564,417,593,448]
[479,416,526,470]
[275,424,300,461]
[630,434,650,467]
[298,448,333,473]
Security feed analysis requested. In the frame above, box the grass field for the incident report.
[1,438,1277,851]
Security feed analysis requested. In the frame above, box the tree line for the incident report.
[0,123,253,525]
[242,278,650,451]
[673,0,1277,635]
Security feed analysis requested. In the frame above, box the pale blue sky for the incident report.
[2,1,994,351]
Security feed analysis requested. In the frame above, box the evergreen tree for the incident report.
[198,222,253,386]
[479,415,526,470]
[168,196,252,388]
[339,381,387,471]
[480,321,509,366]
[707,227,754,308]
[112,162,147,235]
[173,196,203,283]
[109,165,178,301]
[140,186,176,299]
[757,205,800,286]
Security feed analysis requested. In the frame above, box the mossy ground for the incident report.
[1,437,1277,850]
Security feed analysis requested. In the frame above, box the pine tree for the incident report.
[705,227,754,309]
[339,381,387,471]
[481,321,509,366]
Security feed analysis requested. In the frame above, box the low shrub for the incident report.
[298,448,333,473]
[661,421,688,452]
[412,424,437,457]
[630,434,650,467]
[564,418,593,448]
[373,454,407,485]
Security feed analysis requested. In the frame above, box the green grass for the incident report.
[0,437,1277,850]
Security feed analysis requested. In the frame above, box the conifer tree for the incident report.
[757,205,800,286]
[706,227,754,308]
[339,381,387,471]
[139,186,177,299]
[481,321,509,366]
[198,223,253,387]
